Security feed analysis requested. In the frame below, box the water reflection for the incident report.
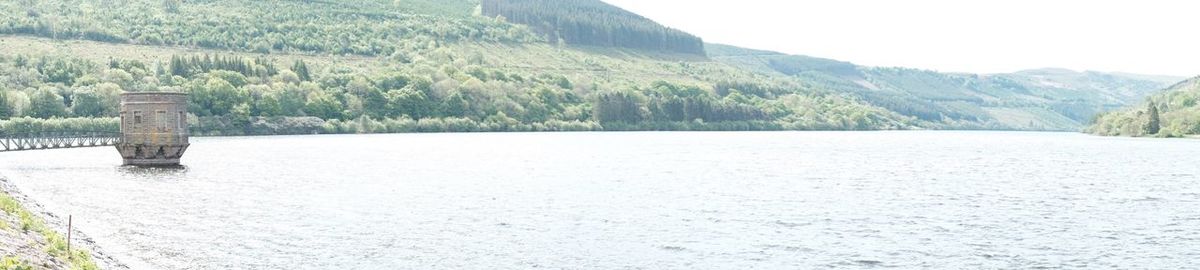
[115,165,188,180]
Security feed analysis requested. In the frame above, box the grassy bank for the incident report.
[0,179,100,270]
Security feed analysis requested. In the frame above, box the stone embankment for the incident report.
[0,175,126,269]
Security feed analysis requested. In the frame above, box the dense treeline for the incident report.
[0,55,126,120]
[1090,78,1200,137]
[168,55,280,79]
[0,0,539,56]
[0,117,118,135]
[593,82,768,124]
[481,0,705,55]
[0,52,915,134]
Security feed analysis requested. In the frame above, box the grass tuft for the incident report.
[0,193,99,270]
[1,256,34,270]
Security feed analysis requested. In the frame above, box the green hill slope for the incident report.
[0,0,535,56]
[709,44,1181,130]
[0,0,1180,134]
[1090,77,1200,137]
[480,0,705,55]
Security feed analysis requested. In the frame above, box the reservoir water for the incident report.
[0,131,1198,269]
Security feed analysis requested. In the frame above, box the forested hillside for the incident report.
[0,0,1180,135]
[1090,77,1200,137]
[0,39,915,135]
[481,0,705,55]
[708,44,1181,130]
[0,0,535,56]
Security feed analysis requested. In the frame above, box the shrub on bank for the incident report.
[0,256,34,270]
[0,117,119,135]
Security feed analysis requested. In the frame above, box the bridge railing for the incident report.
[0,131,123,152]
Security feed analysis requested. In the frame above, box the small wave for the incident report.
[853,260,885,266]
[660,245,687,252]
[773,220,810,228]
[760,244,813,253]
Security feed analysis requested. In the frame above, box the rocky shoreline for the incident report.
[0,175,127,270]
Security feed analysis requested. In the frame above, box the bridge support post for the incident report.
[115,92,190,166]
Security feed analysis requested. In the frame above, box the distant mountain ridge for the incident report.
[707,43,1183,130]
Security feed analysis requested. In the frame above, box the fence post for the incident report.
[67,215,72,258]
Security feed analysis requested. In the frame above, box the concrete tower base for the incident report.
[123,158,183,166]
[116,144,189,166]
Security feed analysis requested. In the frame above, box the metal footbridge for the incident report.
[0,131,122,152]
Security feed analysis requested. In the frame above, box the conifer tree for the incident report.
[0,91,11,120]
[292,60,312,81]
[1146,101,1161,135]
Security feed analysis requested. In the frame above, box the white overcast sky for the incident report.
[602,0,1200,77]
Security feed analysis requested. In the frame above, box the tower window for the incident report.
[158,111,167,131]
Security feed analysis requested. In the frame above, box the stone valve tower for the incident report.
[116,92,190,166]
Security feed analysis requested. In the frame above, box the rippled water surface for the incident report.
[1,131,1199,269]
